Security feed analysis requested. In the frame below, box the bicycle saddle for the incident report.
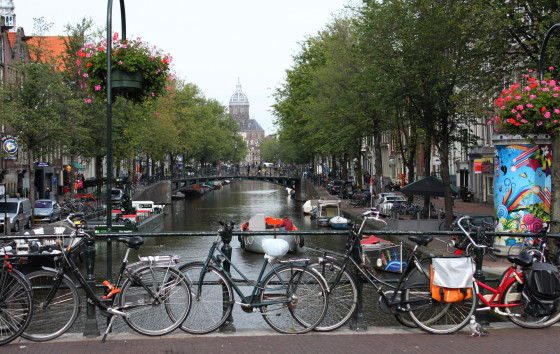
[408,234,433,246]
[116,235,144,250]
[507,251,533,268]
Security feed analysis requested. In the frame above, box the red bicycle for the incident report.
[457,216,560,328]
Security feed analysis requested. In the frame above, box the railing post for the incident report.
[83,231,100,337]
[349,239,367,330]
[219,233,236,332]
[473,227,489,325]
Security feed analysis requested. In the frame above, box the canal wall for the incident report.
[133,180,172,205]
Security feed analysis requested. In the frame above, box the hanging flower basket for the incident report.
[489,68,560,139]
[111,69,143,95]
[78,33,173,103]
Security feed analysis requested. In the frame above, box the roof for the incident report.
[25,36,68,70]
[242,119,264,132]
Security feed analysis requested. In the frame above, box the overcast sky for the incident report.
[14,0,351,135]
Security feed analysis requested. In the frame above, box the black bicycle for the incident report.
[0,246,33,346]
[311,210,477,334]
[21,214,191,342]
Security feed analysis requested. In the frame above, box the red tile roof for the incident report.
[26,36,69,69]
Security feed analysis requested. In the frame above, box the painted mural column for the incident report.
[492,134,552,251]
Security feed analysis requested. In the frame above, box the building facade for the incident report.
[229,80,264,166]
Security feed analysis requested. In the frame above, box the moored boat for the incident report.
[329,215,349,229]
[315,200,341,227]
[302,199,319,215]
[238,214,303,254]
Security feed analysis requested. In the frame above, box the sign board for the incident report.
[0,185,4,197]
[432,156,441,166]
[474,159,482,173]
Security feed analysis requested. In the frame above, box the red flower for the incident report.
[542,107,547,112]
[86,62,92,67]
[508,118,516,124]
[162,58,169,65]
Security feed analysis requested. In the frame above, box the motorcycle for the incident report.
[459,187,472,202]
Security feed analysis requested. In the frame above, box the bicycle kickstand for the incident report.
[102,315,117,343]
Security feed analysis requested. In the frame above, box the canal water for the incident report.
[87,180,400,334]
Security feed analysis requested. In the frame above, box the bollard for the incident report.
[219,231,236,332]
[349,237,367,330]
[473,227,489,325]
[83,231,100,337]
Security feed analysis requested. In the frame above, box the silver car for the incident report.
[34,199,62,223]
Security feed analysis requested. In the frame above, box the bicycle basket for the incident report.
[430,257,474,303]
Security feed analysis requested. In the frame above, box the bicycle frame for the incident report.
[475,265,523,311]
[196,240,307,309]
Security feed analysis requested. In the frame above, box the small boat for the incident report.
[329,215,349,229]
[302,200,319,215]
[361,235,407,273]
[239,214,303,254]
[316,200,341,227]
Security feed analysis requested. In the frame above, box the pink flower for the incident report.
[555,109,560,114]
[511,109,517,113]
[524,86,531,91]
[118,60,123,65]
[530,95,536,99]
[151,92,155,97]
[83,73,89,78]
[521,119,528,123]
[516,105,523,110]
[537,121,543,126]
[166,86,171,90]
[545,112,551,118]
[95,85,101,91]
[156,112,159,115]
[526,103,533,108]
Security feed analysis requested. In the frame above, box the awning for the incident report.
[72,163,85,171]
[400,176,459,197]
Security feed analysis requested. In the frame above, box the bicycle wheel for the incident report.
[405,281,477,334]
[502,278,560,328]
[119,266,190,336]
[177,262,233,334]
[22,270,80,342]
[260,264,328,334]
[0,268,32,346]
[311,262,358,331]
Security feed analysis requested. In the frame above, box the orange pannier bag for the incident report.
[430,264,472,303]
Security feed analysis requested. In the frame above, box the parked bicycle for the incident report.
[0,246,33,346]
[311,210,477,334]
[457,216,560,329]
[177,220,329,334]
[445,218,497,260]
[22,214,191,342]
[507,220,560,265]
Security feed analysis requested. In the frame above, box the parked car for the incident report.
[0,197,33,232]
[328,180,345,195]
[34,199,62,223]
[375,192,397,207]
[377,195,406,213]
[111,188,124,206]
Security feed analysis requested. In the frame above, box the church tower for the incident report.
[0,0,15,32]
[229,79,250,128]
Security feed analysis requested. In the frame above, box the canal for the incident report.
[86,180,400,334]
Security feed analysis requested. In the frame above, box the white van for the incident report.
[0,197,33,232]
[131,201,164,214]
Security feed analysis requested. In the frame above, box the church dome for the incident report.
[229,81,249,106]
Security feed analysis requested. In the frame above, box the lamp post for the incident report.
[0,184,6,235]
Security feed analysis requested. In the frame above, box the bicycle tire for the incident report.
[119,266,191,336]
[260,264,328,334]
[0,268,33,346]
[502,277,560,328]
[21,270,80,342]
[311,262,358,331]
[405,281,477,334]
[177,262,234,334]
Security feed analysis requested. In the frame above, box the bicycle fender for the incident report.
[404,261,431,289]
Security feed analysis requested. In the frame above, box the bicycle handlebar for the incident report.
[457,215,491,251]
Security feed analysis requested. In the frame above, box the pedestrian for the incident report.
[276,215,294,231]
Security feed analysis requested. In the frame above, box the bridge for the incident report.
[170,175,305,200]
